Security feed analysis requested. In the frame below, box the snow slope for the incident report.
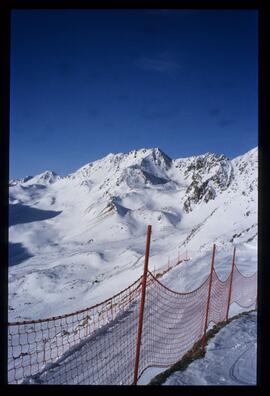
[8,147,257,322]
[163,311,257,386]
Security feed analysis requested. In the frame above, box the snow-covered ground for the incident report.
[14,264,256,385]
[8,146,257,385]
[163,311,257,386]
[8,147,257,323]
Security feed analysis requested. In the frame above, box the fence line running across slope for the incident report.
[8,244,257,385]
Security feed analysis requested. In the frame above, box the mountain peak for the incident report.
[24,170,60,185]
[9,175,33,186]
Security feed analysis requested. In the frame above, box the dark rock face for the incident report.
[141,149,172,172]
[152,148,172,170]
[183,154,233,213]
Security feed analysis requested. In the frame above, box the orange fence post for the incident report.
[8,236,258,385]
[225,246,236,322]
[133,225,152,385]
[201,243,216,353]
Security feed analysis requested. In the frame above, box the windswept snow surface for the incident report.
[163,311,257,386]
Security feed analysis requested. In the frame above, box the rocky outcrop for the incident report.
[183,154,233,213]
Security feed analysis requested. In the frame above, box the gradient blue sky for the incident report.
[10,9,258,179]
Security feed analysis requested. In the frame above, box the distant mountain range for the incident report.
[8,147,257,321]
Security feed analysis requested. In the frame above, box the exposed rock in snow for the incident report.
[183,153,233,213]
[8,146,257,321]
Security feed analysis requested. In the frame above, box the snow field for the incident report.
[8,147,257,384]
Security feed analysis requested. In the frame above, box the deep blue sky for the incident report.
[10,9,258,179]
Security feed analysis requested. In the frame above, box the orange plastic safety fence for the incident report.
[136,265,256,381]
[8,256,257,385]
[207,270,231,326]
[8,276,142,384]
[230,265,257,309]
[136,271,209,380]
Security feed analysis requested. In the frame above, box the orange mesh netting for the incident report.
[8,253,257,385]
[137,271,209,379]
[8,275,142,384]
[230,266,257,309]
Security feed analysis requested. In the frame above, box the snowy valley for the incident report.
[8,147,258,322]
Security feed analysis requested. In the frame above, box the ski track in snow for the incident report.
[163,312,257,386]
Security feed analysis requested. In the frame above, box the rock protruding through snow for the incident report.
[8,147,257,321]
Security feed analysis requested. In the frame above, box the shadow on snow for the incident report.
[9,242,33,266]
[9,204,62,226]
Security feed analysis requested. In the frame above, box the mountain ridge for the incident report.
[8,146,257,321]
[9,146,257,186]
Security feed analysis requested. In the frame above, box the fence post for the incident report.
[133,225,152,385]
[201,243,216,353]
[225,247,236,322]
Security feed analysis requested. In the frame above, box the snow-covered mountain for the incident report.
[8,147,258,321]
